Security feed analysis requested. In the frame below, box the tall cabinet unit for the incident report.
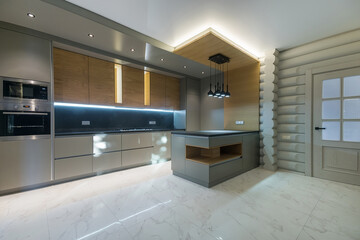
[0,28,52,193]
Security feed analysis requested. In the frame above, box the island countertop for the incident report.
[171,130,258,137]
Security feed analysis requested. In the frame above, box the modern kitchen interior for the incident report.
[1,1,360,239]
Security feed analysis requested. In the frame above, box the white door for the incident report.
[313,67,360,185]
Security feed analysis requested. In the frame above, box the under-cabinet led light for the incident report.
[54,102,174,113]
[88,33,94,38]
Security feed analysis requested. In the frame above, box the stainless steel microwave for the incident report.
[0,76,49,101]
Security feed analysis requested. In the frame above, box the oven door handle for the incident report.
[2,112,48,116]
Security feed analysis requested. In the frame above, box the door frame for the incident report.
[304,59,360,176]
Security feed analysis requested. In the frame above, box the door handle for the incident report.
[315,127,326,130]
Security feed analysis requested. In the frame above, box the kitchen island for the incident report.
[171,130,259,187]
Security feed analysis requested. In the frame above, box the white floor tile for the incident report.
[1,161,359,240]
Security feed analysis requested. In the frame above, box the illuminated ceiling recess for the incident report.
[174,28,259,60]
[174,29,259,71]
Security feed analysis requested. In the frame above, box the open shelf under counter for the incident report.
[186,143,242,166]
[186,153,241,166]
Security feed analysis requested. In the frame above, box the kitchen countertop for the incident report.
[56,129,185,136]
[171,130,258,137]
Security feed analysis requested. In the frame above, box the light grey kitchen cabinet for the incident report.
[54,135,93,180]
[93,134,122,172]
[55,136,93,159]
[54,156,93,180]
[0,28,51,82]
[170,135,186,175]
[93,152,122,172]
[152,131,171,162]
[0,138,51,192]
[93,134,122,153]
[122,132,152,150]
[242,133,260,171]
[122,147,153,167]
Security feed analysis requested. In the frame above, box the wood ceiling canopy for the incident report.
[174,31,258,71]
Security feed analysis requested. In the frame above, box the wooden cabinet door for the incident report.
[150,72,166,108]
[53,48,89,103]
[89,57,115,105]
[165,77,180,110]
[122,65,144,107]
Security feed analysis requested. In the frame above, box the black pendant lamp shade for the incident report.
[207,53,230,99]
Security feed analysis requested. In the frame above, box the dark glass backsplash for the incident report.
[55,106,174,133]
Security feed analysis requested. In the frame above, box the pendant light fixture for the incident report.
[207,53,230,99]
[225,62,231,97]
[207,60,214,97]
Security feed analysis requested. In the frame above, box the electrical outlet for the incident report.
[149,121,156,125]
[82,121,90,126]
[235,120,244,125]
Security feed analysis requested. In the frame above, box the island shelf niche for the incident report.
[186,144,242,166]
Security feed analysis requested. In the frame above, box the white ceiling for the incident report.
[66,0,360,57]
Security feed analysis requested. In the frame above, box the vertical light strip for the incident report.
[115,64,122,103]
[144,71,150,106]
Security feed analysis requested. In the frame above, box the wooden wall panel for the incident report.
[150,72,166,108]
[122,65,144,107]
[89,57,115,105]
[224,63,260,130]
[53,48,89,103]
[165,77,180,110]
[174,32,258,71]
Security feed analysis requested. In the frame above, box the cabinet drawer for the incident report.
[93,134,122,153]
[55,136,92,159]
[93,151,122,172]
[209,157,243,183]
[54,155,92,180]
[122,133,152,150]
[152,131,171,161]
[122,147,153,167]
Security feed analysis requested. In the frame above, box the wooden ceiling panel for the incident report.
[174,32,258,71]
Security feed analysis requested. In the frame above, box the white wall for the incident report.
[275,29,360,173]
[259,50,279,171]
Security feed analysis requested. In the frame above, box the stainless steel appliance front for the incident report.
[0,77,51,141]
[0,76,49,102]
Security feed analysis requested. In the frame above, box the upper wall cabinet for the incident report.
[53,48,180,109]
[166,77,180,110]
[54,48,89,103]
[149,73,180,110]
[122,65,144,108]
[89,57,115,105]
[150,72,166,109]
[0,28,51,82]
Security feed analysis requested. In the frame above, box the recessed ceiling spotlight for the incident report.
[27,13,35,18]
[88,33,94,38]
[160,58,164,61]
[130,48,135,52]
[202,71,205,74]
[183,65,187,69]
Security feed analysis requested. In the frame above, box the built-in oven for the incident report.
[1,76,49,101]
[0,111,50,137]
[0,76,51,139]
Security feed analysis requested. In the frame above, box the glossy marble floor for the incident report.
[1,162,360,240]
